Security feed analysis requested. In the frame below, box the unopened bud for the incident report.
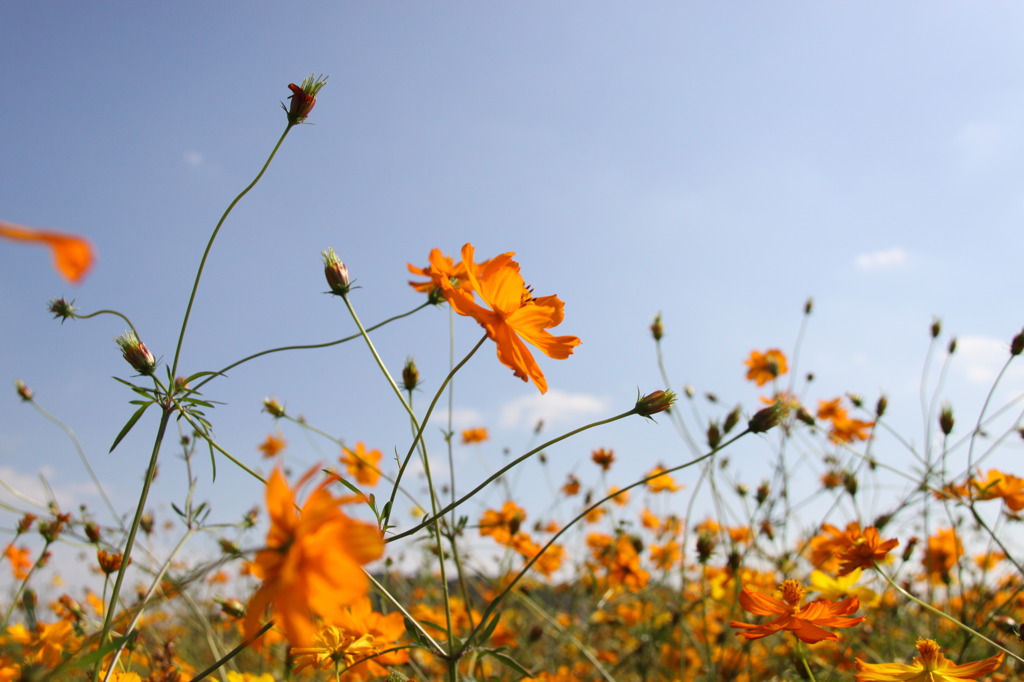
[14,379,33,402]
[84,522,101,544]
[723,406,741,434]
[47,297,78,323]
[939,404,955,436]
[902,536,919,562]
[696,532,715,564]
[804,298,813,315]
[876,395,888,418]
[948,337,957,355]
[756,482,770,505]
[842,472,858,497]
[706,421,722,449]
[262,397,286,418]
[402,357,420,391]
[284,73,327,125]
[931,317,942,339]
[17,514,36,534]
[748,404,781,433]
[115,330,157,376]
[217,597,247,619]
[650,313,664,341]
[321,247,351,296]
[1011,328,1024,356]
[140,512,154,535]
[635,389,676,418]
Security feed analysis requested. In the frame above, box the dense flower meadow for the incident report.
[4,76,1024,681]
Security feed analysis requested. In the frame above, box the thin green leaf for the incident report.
[110,402,152,453]
[484,650,532,677]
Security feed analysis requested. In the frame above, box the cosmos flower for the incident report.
[730,579,864,643]
[244,468,384,647]
[744,349,788,386]
[0,219,94,284]
[854,638,1002,681]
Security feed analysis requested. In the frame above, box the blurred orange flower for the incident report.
[291,597,408,678]
[4,545,32,579]
[340,442,383,487]
[438,244,581,394]
[460,427,489,444]
[922,528,963,585]
[854,638,1002,681]
[591,447,615,470]
[479,501,527,546]
[730,579,864,643]
[258,432,286,459]
[244,468,384,647]
[745,349,788,386]
[0,219,94,283]
[645,466,682,493]
[836,526,899,576]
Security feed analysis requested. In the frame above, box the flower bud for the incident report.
[748,404,781,433]
[262,397,286,418]
[948,337,957,355]
[402,357,420,392]
[939,404,955,436]
[284,73,327,125]
[84,521,101,544]
[696,532,715,564]
[756,482,770,505]
[635,389,676,418]
[97,549,127,575]
[115,330,157,376]
[17,513,36,534]
[706,421,722,449]
[650,313,664,341]
[804,298,814,315]
[1012,328,1024,356]
[217,597,246,619]
[14,379,32,402]
[723,406,742,434]
[140,512,154,535]
[876,395,888,418]
[47,297,77,323]
[321,247,351,296]
[931,317,942,339]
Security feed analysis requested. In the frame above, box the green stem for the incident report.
[186,620,275,682]
[388,408,640,544]
[794,640,818,682]
[170,124,293,380]
[71,309,139,338]
[97,406,171,654]
[876,565,1024,664]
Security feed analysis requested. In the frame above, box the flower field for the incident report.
[4,77,1024,682]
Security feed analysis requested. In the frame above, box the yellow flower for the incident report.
[808,568,879,608]
[645,466,682,493]
[855,638,1002,681]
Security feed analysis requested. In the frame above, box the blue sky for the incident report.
[3,3,1024,574]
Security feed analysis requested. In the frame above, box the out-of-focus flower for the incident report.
[809,568,879,608]
[14,379,33,402]
[729,579,864,643]
[561,474,581,496]
[436,244,581,394]
[478,501,527,546]
[5,545,32,579]
[744,349,788,386]
[291,597,408,677]
[460,427,489,444]
[591,447,615,470]
[854,638,1002,681]
[922,528,963,585]
[340,442,383,487]
[645,466,682,493]
[244,467,384,647]
[0,219,94,283]
[836,526,899,576]
[258,432,286,459]
[96,549,127,575]
[285,74,327,125]
[262,397,286,418]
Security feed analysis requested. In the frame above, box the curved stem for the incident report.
[171,124,293,380]
[72,309,139,338]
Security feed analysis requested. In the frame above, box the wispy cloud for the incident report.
[854,247,907,271]
[499,390,611,430]
[183,150,205,168]
[952,335,1024,385]
[0,464,95,510]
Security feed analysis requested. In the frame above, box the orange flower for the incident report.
[244,468,384,646]
[645,466,682,493]
[478,501,527,546]
[836,526,899,576]
[340,442,383,486]
[967,469,1024,511]
[438,244,580,394]
[591,448,615,470]
[4,545,32,580]
[807,522,863,573]
[744,349,788,386]
[96,549,128,575]
[922,528,963,585]
[561,474,581,496]
[730,579,865,643]
[460,427,489,444]
[258,432,286,459]
[855,638,1002,681]
[0,219,94,283]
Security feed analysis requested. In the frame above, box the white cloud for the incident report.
[499,390,611,430]
[854,247,907,271]
[0,464,95,511]
[953,335,1024,385]
[956,122,1014,163]
[429,407,485,430]
[183,150,205,168]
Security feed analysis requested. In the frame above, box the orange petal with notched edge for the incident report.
[0,219,95,283]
